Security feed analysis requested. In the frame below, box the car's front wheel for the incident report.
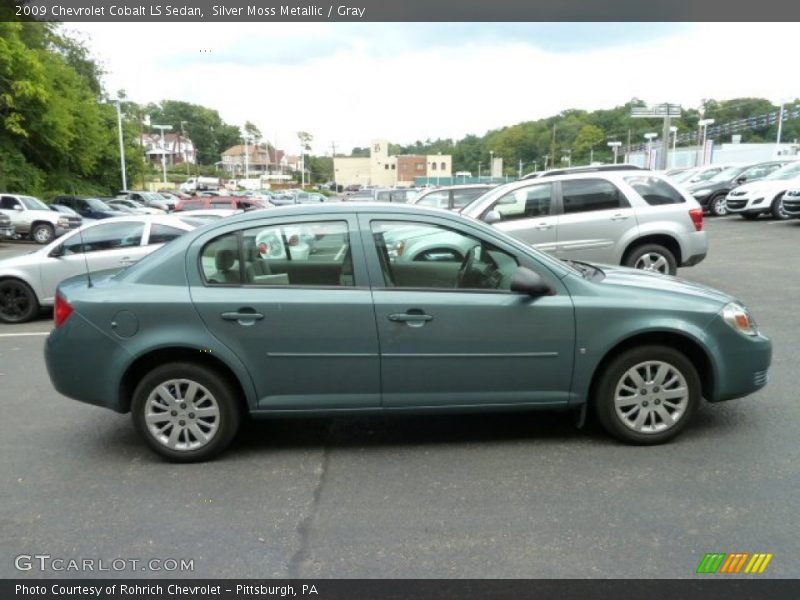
[31,223,54,244]
[0,278,40,323]
[771,194,790,220]
[624,244,677,275]
[131,363,241,462]
[708,194,728,217]
[594,346,700,444]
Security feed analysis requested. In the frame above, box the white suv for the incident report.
[724,160,800,220]
[461,170,707,275]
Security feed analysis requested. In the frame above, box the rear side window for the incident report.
[625,176,686,206]
[201,233,241,284]
[561,179,627,214]
[148,224,186,245]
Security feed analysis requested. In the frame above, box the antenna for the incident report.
[77,222,93,288]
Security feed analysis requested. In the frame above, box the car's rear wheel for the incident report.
[0,278,40,323]
[131,363,241,462]
[624,244,677,275]
[708,194,728,217]
[594,346,700,445]
[31,223,54,244]
[770,194,790,220]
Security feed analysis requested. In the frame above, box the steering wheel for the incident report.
[457,244,480,288]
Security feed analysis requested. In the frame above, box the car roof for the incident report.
[523,164,645,179]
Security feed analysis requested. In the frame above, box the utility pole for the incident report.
[550,123,557,169]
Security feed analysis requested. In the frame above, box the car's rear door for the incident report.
[188,214,381,410]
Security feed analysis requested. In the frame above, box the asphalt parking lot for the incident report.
[1,215,798,579]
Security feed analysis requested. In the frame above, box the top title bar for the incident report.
[9,0,800,22]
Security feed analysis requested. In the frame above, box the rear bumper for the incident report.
[682,252,706,267]
[679,231,708,268]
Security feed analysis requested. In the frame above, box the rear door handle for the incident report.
[535,222,553,230]
[610,213,629,221]
[221,310,264,323]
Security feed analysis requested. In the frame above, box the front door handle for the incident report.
[221,310,264,324]
[535,222,553,230]
[119,256,137,266]
[610,213,629,221]
[388,312,433,327]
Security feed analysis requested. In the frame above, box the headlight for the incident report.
[692,189,712,198]
[721,302,759,336]
[57,217,70,227]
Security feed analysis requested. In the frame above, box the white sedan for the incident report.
[0,215,196,323]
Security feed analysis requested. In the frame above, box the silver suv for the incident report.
[461,170,707,275]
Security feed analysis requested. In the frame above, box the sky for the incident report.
[65,22,800,156]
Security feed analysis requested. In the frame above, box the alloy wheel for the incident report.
[633,253,669,274]
[144,379,220,452]
[613,360,689,434]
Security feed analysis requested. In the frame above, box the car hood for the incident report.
[594,264,735,306]
[732,178,800,195]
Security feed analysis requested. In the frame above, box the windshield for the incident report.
[670,169,699,184]
[87,198,113,210]
[20,196,50,210]
[708,166,745,182]
[764,162,800,180]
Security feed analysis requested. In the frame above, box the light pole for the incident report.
[152,124,173,184]
[644,133,658,169]
[437,151,442,186]
[697,118,714,166]
[561,150,571,168]
[776,98,790,146]
[489,150,494,180]
[110,100,127,191]
[477,162,482,182]
[669,126,678,168]
[607,141,621,165]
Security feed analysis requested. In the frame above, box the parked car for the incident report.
[157,192,184,204]
[0,215,196,323]
[107,198,165,215]
[410,184,495,211]
[686,160,795,216]
[670,164,736,187]
[460,170,707,276]
[373,188,420,203]
[175,196,269,212]
[724,161,800,220]
[52,196,128,220]
[44,203,770,461]
[0,213,15,240]
[0,193,81,244]
[117,191,174,212]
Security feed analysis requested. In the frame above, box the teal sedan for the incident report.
[44,204,771,461]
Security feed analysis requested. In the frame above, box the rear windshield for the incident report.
[625,176,686,205]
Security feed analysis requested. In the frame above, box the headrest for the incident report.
[215,248,236,271]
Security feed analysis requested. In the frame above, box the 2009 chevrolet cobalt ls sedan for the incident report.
[45,204,771,461]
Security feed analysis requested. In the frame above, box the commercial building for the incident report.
[333,139,452,188]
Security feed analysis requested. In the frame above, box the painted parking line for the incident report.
[0,332,51,337]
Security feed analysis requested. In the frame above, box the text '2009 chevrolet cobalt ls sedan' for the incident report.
[45,204,771,461]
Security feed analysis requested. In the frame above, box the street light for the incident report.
[607,141,622,165]
[109,99,127,191]
[152,124,173,184]
[477,162,482,182]
[669,126,678,168]
[697,118,714,166]
[644,133,658,169]
[776,97,791,146]
[489,150,495,180]
[242,132,253,181]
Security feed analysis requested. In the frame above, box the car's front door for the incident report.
[38,221,150,303]
[554,178,637,264]
[484,181,558,254]
[188,215,381,410]
[363,215,575,408]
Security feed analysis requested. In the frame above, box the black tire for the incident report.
[740,213,760,220]
[31,223,55,244]
[0,278,40,323]
[623,243,677,275]
[707,194,728,217]
[594,345,701,445]
[770,193,790,220]
[131,362,242,462]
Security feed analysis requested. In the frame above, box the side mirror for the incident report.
[735,176,746,184]
[483,210,501,224]
[510,266,555,296]
[13,205,23,211]
[49,244,64,258]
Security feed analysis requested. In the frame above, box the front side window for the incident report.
[625,176,685,206]
[561,178,627,214]
[1,196,21,209]
[62,222,145,255]
[452,188,488,209]
[371,220,518,291]
[20,196,49,210]
[489,183,553,221]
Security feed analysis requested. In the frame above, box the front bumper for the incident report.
[706,316,772,402]
[725,195,768,214]
[782,195,800,217]
[0,224,15,239]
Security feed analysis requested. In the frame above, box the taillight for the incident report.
[54,293,74,327]
[689,208,704,231]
